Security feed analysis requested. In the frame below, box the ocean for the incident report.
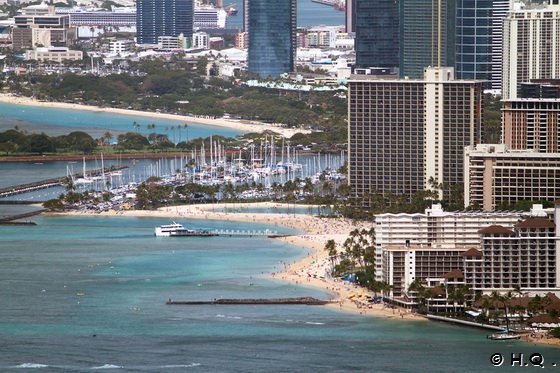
[0,102,243,140]
[2,215,560,372]
[226,0,346,29]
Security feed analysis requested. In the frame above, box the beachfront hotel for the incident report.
[373,203,524,280]
[464,144,560,211]
[348,66,483,207]
[382,244,470,298]
[381,204,560,306]
[466,216,560,292]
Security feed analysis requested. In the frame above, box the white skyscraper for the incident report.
[503,1,560,99]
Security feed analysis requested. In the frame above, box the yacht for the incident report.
[487,330,521,340]
[154,222,217,237]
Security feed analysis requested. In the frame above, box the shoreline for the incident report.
[0,93,310,138]
[45,202,424,321]
[42,202,560,345]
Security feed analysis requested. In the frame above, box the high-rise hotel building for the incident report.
[247,0,296,77]
[136,0,193,45]
[503,1,560,99]
[348,67,484,207]
[502,98,560,153]
[464,144,560,210]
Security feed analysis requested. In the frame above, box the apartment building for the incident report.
[503,1,560,99]
[502,99,560,153]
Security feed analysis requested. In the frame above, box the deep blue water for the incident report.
[227,0,345,29]
[0,102,243,140]
[1,215,560,372]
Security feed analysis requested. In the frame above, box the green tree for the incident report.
[117,132,150,150]
[324,239,337,257]
[0,141,18,155]
[63,131,96,154]
[25,133,55,154]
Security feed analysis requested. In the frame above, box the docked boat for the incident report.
[487,330,521,340]
[154,222,217,237]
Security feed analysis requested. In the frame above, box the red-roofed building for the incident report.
[466,214,560,292]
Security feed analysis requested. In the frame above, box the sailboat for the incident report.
[74,156,94,185]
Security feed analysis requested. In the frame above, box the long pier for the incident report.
[163,229,287,238]
[0,209,45,224]
[166,297,332,306]
[213,229,284,238]
[0,165,128,199]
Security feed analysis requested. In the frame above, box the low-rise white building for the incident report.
[25,46,83,62]
[109,39,133,54]
[192,31,209,49]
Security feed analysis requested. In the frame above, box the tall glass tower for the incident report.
[136,0,193,45]
[247,0,296,77]
[399,0,456,78]
[455,0,510,90]
[354,0,399,68]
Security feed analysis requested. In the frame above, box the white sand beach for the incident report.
[0,94,310,138]
[48,202,425,321]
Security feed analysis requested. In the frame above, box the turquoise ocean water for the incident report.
[0,102,243,140]
[2,215,560,372]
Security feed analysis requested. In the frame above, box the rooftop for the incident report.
[514,218,555,229]
[478,225,515,235]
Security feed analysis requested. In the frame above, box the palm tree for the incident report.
[184,124,189,143]
[409,279,428,313]
[103,131,113,145]
[490,291,514,330]
[324,239,337,258]
[63,177,75,192]
[89,26,95,48]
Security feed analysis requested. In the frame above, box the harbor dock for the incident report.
[0,165,128,199]
[166,297,332,306]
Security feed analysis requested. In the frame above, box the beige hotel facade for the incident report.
[348,67,483,207]
[464,144,560,211]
